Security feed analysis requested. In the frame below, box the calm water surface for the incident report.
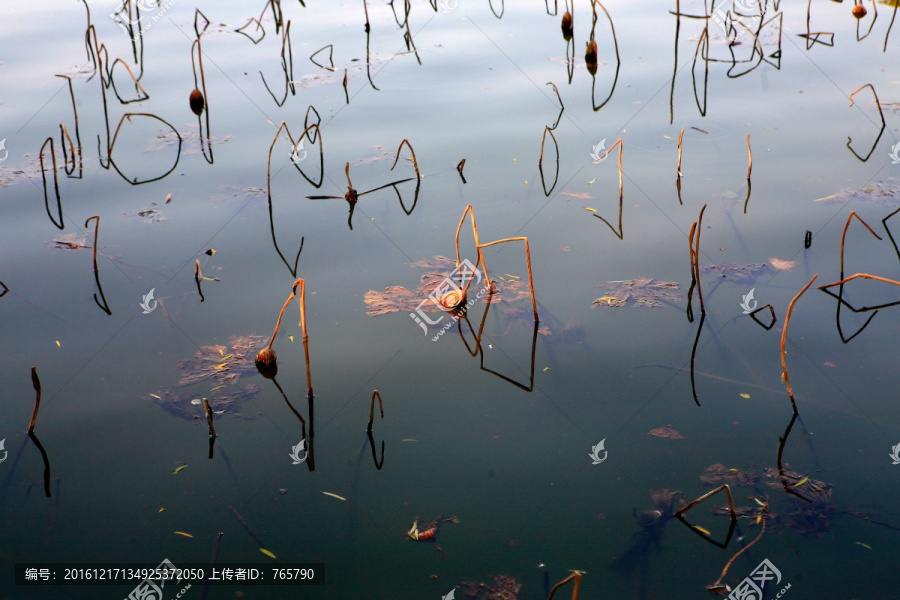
[1,0,899,598]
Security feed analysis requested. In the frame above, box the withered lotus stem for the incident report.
[189,88,205,116]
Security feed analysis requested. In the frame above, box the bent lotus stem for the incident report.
[839,211,881,277]
[257,278,306,366]
[367,390,383,433]
[40,137,63,229]
[711,499,768,590]
[847,83,885,161]
[539,125,558,167]
[677,128,684,176]
[688,204,707,315]
[547,571,582,600]
[85,215,100,273]
[781,274,818,414]
[266,121,323,201]
[453,205,487,303]
[390,138,420,179]
[593,137,623,201]
[477,236,539,323]
[819,272,900,290]
[28,367,42,434]
[676,483,736,519]
[746,133,752,180]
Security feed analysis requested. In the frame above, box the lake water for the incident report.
[1,0,899,598]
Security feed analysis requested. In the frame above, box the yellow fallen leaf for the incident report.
[401,438,417,442]
[149,393,162,400]
[588,178,596,184]
[210,385,224,392]
[219,348,224,355]
[694,525,711,535]
[505,274,520,279]
[174,531,193,538]
[158,507,165,513]
[289,335,294,342]
[596,296,622,306]
[221,354,233,360]
[512,158,517,162]
[584,207,597,212]
[756,514,762,524]
[856,542,872,550]
[266,119,274,125]
[55,340,61,347]
[260,548,277,559]
[172,464,188,474]
[740,393,750,399]
[793,476,809,487]
[543,367,550,371]
[322,491,346,501]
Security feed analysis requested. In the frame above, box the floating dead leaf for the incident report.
[174,531,193,538]
[259,548,277,559]
[699,263,774,284]
[648,425,686,439]
[129,207,168,223]
[459,575,522,600]
[365,256,528,316]
[147,123,232,156]
[769,257,799,271]
[0,151,62,189]
[48,233,89,250]
[148,385,261,421]
[351,145,395,166]
[175,335,267,387]
[593,278,680,308]
[172,464,188,474]
[699,464,758,487]
[812,178,900,207]
[560,190,593,199]
[210,185,267,203]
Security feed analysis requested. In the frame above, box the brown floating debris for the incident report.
[648,424,685,439]
[456,158,466,174]
[852,2,867,18]
[28,367,42,434]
